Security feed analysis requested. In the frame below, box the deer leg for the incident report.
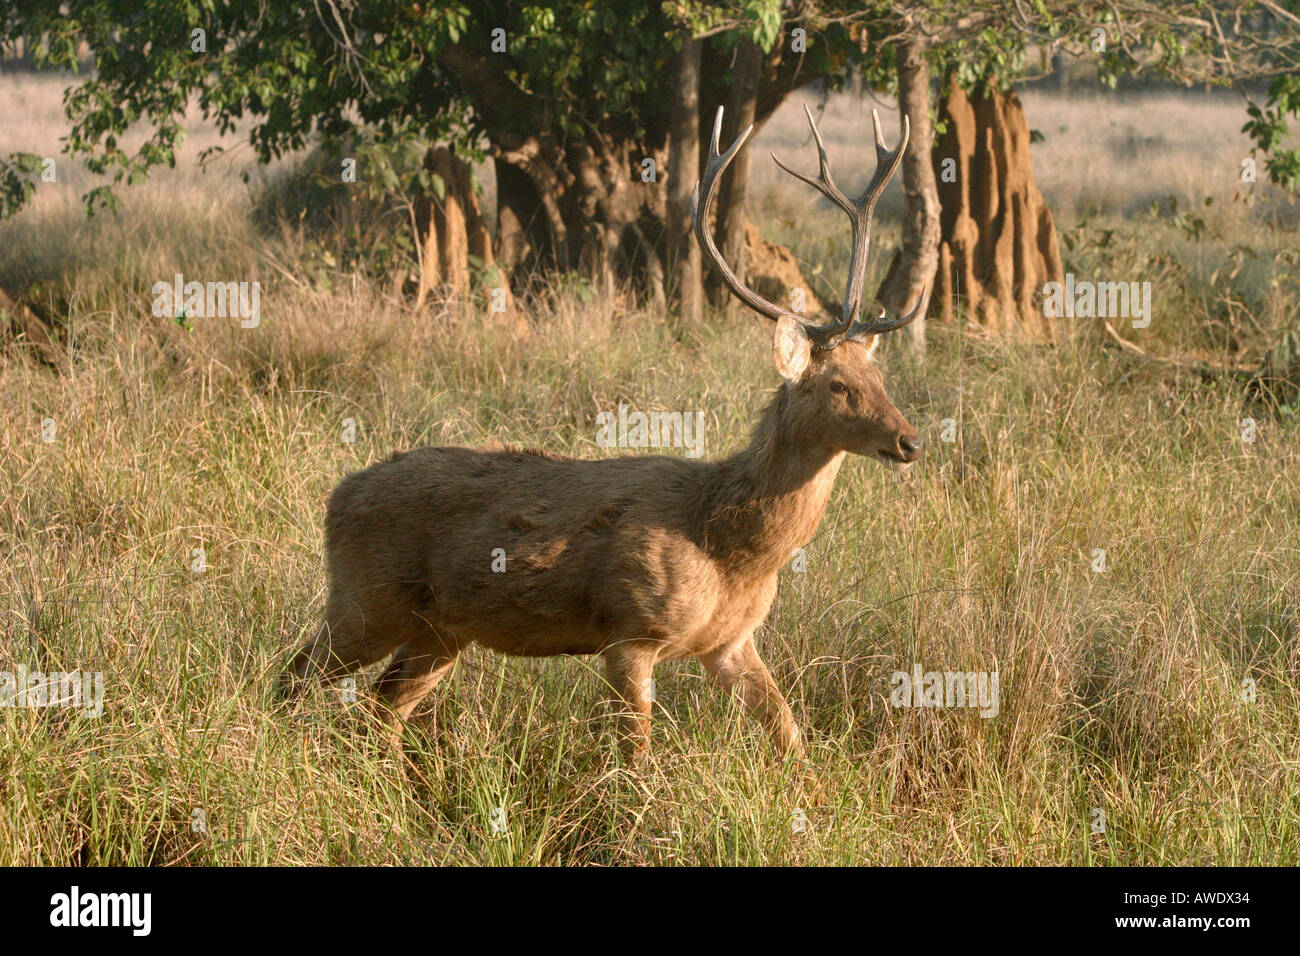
[373,629,461,737]
[604,642,657,761]
[700,636,802,756]
[280,605,392,700]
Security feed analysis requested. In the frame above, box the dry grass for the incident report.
[0,74,1297,865]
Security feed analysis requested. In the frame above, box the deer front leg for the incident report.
[604,642,657,762]
[700,635,802,756]
[373,631,461,738]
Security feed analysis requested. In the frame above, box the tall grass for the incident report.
[0,75,1297,865]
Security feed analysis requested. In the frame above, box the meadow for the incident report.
[1,73,1297,865]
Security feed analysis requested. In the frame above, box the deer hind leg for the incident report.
[700,635,802,756]
[604,641,657,762]
[373,626,462,736]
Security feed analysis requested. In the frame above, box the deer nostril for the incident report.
[899,435,923,457]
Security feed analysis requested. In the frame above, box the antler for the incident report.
[691,104,922,349]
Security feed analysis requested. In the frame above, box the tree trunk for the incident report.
[1052,45,1070,91]
[932,79,1064,339]
[667,34,703,327]
[493,157,550,285]
[434,34,827,314]
[414,145,494,309]
[877,37,940,351]
[450,156,495,272]
[709,36,763,313]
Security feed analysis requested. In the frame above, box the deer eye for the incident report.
[829,380,847,394]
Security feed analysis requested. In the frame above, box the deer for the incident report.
[279,104,923,763]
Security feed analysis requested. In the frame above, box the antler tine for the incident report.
[771,104,856,220]
[767,105,911,347]
[861,108,909,214]
[847,288,926,340]
[838,108,908,336]
[691,107,796,326]
[770,105,856,343]
[690,105,918,350]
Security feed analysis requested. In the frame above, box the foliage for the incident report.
[901,2,1300,191]
[254,130,435,289]
[0,1,897,223]
[1244,72,1300,193]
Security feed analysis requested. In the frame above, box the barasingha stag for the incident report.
[281,104,924,760]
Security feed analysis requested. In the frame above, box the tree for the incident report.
[876,34,940,348]
[667,33,704,327]
[863,0,1300,339]
[10,0,1291,338]
[708,35,763,315]
[0,1,887,316]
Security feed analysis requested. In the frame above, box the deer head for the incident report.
[692,104,923,467]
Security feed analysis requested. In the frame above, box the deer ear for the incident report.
[773,315,811,382]
[861,332,880,360]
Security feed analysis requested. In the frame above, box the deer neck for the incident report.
[702,387,845,576]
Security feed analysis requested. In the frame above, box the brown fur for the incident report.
[280,338,921,758]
